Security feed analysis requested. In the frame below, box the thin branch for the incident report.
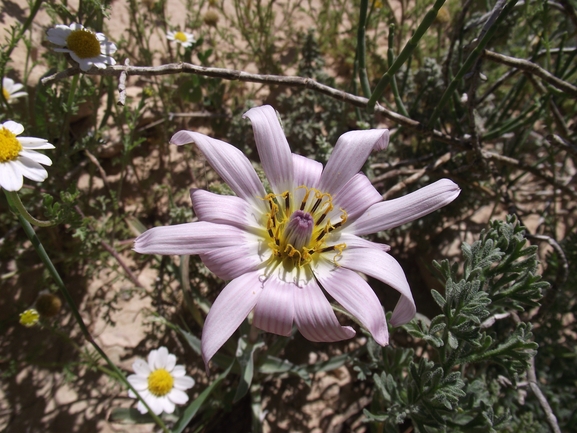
[481,150,577,199]
[483,49,577,98]
[382,152,452,199]
[40,63,465,148]
[527,357,562,433]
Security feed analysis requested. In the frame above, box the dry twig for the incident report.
[41,63,465,147]
[483,49,577,98]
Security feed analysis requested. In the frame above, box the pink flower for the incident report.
[135,105,460,367]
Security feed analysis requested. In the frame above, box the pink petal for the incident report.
[327,232,390,252]
[314,262,389,346]
[293,154,322,189]
[252,276,295,337]
[171,130,265,208]
[201,271,263,367]
[339,246,416,326]
[294,278,356,342]
[244,105,294,194]
[349,179,460,236]
[319,129,389,196]
[134,221,248,255]
[331,173,382,222]
[190,189,261,231]
[200,241,269,280]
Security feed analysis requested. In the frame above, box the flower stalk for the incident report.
[4,190,56,227]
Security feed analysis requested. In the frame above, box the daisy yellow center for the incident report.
[174,31,188,42]
[264,186,347,270]
[2,87,9,101]
[147,369,174,396]
[20,309,40,327]
[66,29,101,59]
[0,127,22,163]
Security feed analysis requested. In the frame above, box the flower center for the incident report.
[284,210,313,250]
[2,87,10,101]
[0,127,22,163]
[264,186,347,269]
[147,369,174,396]
[174,31,188,43]
[66,29,101,59]
[20,309,40,327]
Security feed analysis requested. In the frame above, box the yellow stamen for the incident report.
[2,88,10,101]
[66,29,101,59]
[0,127,22,163]
[148,369,174,396]
[263,187,347,269]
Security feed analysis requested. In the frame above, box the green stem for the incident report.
[367,0,447,112]
[12,211,169,433]
[387,24,409,117]
[426,0,519,128]
[4,190,56,227]
[0,0,44,108]
[357,0,371,98]
[61,74,80,154]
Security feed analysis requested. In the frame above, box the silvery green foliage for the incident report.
[363,216,548,432]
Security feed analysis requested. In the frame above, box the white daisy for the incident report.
[2,77,28,102]
[127,347,195,415]
[0,121,54,192]
[166,30,195,48]
[46,23,117,71]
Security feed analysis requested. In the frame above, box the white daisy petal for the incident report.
[0,163,23,191]
[127,374,148,391]
[132,358,151,376]
[174,375,195,390]
[20,150,52,166]
[13,159,48,182]
[159,396,175,414]
[3,121,24,135]
[171,365,186,377]
[136,400,148,414]
[168,389,189,405]
[146,397,164,415]
[165,354,177,372]
[19,138,55,149]
[155,347,169,369]
[147,349,158,370]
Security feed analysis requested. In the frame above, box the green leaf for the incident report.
[171,362,233,433]
[233,336,264,403]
